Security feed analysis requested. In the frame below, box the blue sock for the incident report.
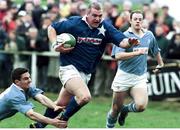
[60,97,82,121]
[106,111,117,128]
[123,102,137,112]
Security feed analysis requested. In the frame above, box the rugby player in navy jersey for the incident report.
[30,2,139,128]
[106,10,164,128]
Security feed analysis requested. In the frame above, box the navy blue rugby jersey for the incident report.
[51,16,126,74]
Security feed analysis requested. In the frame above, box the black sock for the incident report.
[60,97,82,121]
[35,108,61,128]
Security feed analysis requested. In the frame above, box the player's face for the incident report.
[130,13,143,30]
[17,72,32,90]
[87,8,103,28]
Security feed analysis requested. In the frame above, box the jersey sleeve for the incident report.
[28,84,44,99]
[149,32,161,56]
[51,20,68,34]
[10,96,34,114]
[104,21,127,46]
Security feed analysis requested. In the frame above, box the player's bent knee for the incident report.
[136,104,146,112]
[79,95,91,105]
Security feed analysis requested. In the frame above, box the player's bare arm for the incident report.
[115,49,147,60]
[35,94,65,111]
[26,109,67,128]
[48,25,74,53]
[153,52,164,73]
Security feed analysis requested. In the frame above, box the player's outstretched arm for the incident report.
[119,38,140,48]
[35,93,65,112]
[26,109,67,128]
[115,48,147,60]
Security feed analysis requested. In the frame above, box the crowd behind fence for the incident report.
[0,0,180,96]
[0,50,180,98]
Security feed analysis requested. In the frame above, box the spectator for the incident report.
[36,16,51,89]
[167,32,180,59]
[0,0,8,21]
[5,30,28,69]
[155,25,169,58]
[93,44,117,97]
[162,5,174,32]
[0,22,13,88]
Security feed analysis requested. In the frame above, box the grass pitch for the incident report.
[0,92,180,128]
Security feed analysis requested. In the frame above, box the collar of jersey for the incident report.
[127,27,147,34]
[12,83,24,92]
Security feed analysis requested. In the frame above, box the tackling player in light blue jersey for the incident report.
[31,2,140,128]
[0,68,66,128]
[106,10,164,128]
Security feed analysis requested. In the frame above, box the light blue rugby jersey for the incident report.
[0,83,43,121]
[51,16,126,74]
[112,28,160,76]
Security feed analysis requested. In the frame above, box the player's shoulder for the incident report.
[102,19,116,29]
[1,86,21,102]
[53,16,82,24]
[145,29,154,36]
[68,15,82,20]
[123,28,131,36]
[67,16,82,23]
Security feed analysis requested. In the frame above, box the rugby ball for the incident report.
[56,33,76,48]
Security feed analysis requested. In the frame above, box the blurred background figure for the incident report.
[0,0,179,95]
[154,25,169,58]
[5,30,28,69]
[167,32,180,59]
[93,44,117,97]
[122,0,132,12]
[0,21,12,88]
[161,5,174,32]
[115,11,130,32]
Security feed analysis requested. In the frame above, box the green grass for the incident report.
[0,93,180,128]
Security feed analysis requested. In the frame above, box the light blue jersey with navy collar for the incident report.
[112,28,160,76]
[0,83,43,121]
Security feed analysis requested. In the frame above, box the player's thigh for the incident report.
[56,87,72,106]
[130,82,148,107]
[65,77,91,99]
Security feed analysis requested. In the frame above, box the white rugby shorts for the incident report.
[59,65,91,86]
[111,69,148,92]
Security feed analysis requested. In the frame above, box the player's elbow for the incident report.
[114,53,125,60]
[26,109,36,120]
[119,38,129,49]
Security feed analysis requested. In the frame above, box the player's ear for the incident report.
[14,79,20,84]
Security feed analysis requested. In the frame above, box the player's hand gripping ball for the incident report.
[53,33,76,53]
[56,33,76,48]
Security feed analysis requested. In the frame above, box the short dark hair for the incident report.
[130,10,144,20]
[162,5,169,10]
[11,68,29,83]
[88,2,102,11]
